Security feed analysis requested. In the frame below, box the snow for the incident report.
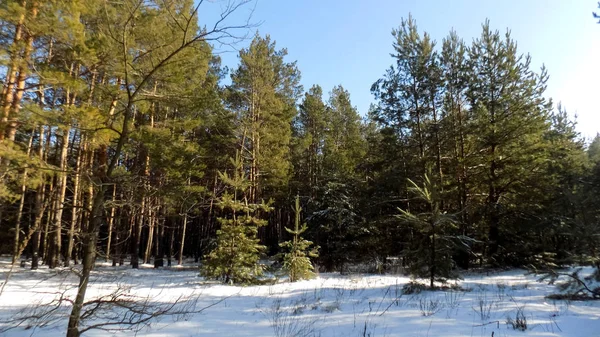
[1,258,599,336]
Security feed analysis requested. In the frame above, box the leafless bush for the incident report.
[510,282,530,291]
[359,319,379,337]
[377,284,406,317]
[0,278,223,335]
[444,290,463,318]
[506,306,527,331]
[472,292,496,320]
[265,298,321,337]
[550,299,570,317]
[444,290,463,310]
[0,288,73,333]
[495,282,507,301]
[419,297,443,317]
[402,281,427,294]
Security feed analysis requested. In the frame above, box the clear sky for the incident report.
[203,0,600,140]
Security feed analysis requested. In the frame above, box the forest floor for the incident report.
[0,258,599,337]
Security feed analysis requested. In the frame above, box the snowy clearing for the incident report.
[1,259,599,337]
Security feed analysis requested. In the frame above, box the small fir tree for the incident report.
[201,152,272,284]
[280,196,319,282]
[396,174,459,288]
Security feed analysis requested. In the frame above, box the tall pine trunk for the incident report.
[31,125,47,269]
[66,134,84,266]
[50,126,70,268]
[0,0,25,141]
[11,128,35,264]
[4,1,38,141]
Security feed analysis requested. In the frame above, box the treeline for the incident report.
[1,1,599,282]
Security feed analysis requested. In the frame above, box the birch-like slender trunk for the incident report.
[144,207,155,264]
[106,184,116,261]
[49,125,70,268]
[178,212,188,265]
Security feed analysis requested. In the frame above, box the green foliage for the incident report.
[323,86,366,180]
[466,21,552,263]
[396,175,460,287]
[306,181,366,272]
[228,34,302,200]
[369,16,575,270]
[0,0,598,306]
[279,196,318,282]
[0,139,48,202]
[291,84,368,270]
[539,267,600,300]
[292,85,327,194]
[201,153,272,284]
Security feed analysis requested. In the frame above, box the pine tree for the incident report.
[201,152,272,284]
[228,34,302,202]
[440,30,472,268]
[396,174,458,288]
[296,86,367,271]
[280,195,318,282]
[588,134,600,164]
[385,15,440,176]
[323,85,366,180]
[293,85,327,195]
[466,21,551,263]
[369,15,445,266]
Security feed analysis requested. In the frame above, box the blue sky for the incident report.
[201,0,600,140]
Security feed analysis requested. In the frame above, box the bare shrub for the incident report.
[472,292,495,320]
[419,297,443,317]
[265,298,321,337]
[0,276,220,335]
[495,282,507,301]
[506,306,527,331]
[403,281,426,294]
[444,290,463,318]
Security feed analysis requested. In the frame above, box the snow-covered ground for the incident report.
[1,258,599,336]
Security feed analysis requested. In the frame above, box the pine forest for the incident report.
[0,1,599,336]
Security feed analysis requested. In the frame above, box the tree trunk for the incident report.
[66,134,84,266]
[112,203,124,267]
[154,208,164,268]
[50,126,70,268]
[487,145,499,260]
[66,181,105,337]
[178,212,187,265]
[41,176,55,266]
[11,128,35,264]
[5,1,38,141]
[430,228,436,289]
[131,198,145,269]
[0,0,25,141]
[106,184,116,261]
[31,125,47,270]
[168,221,175,267]
[144,207,154,264]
